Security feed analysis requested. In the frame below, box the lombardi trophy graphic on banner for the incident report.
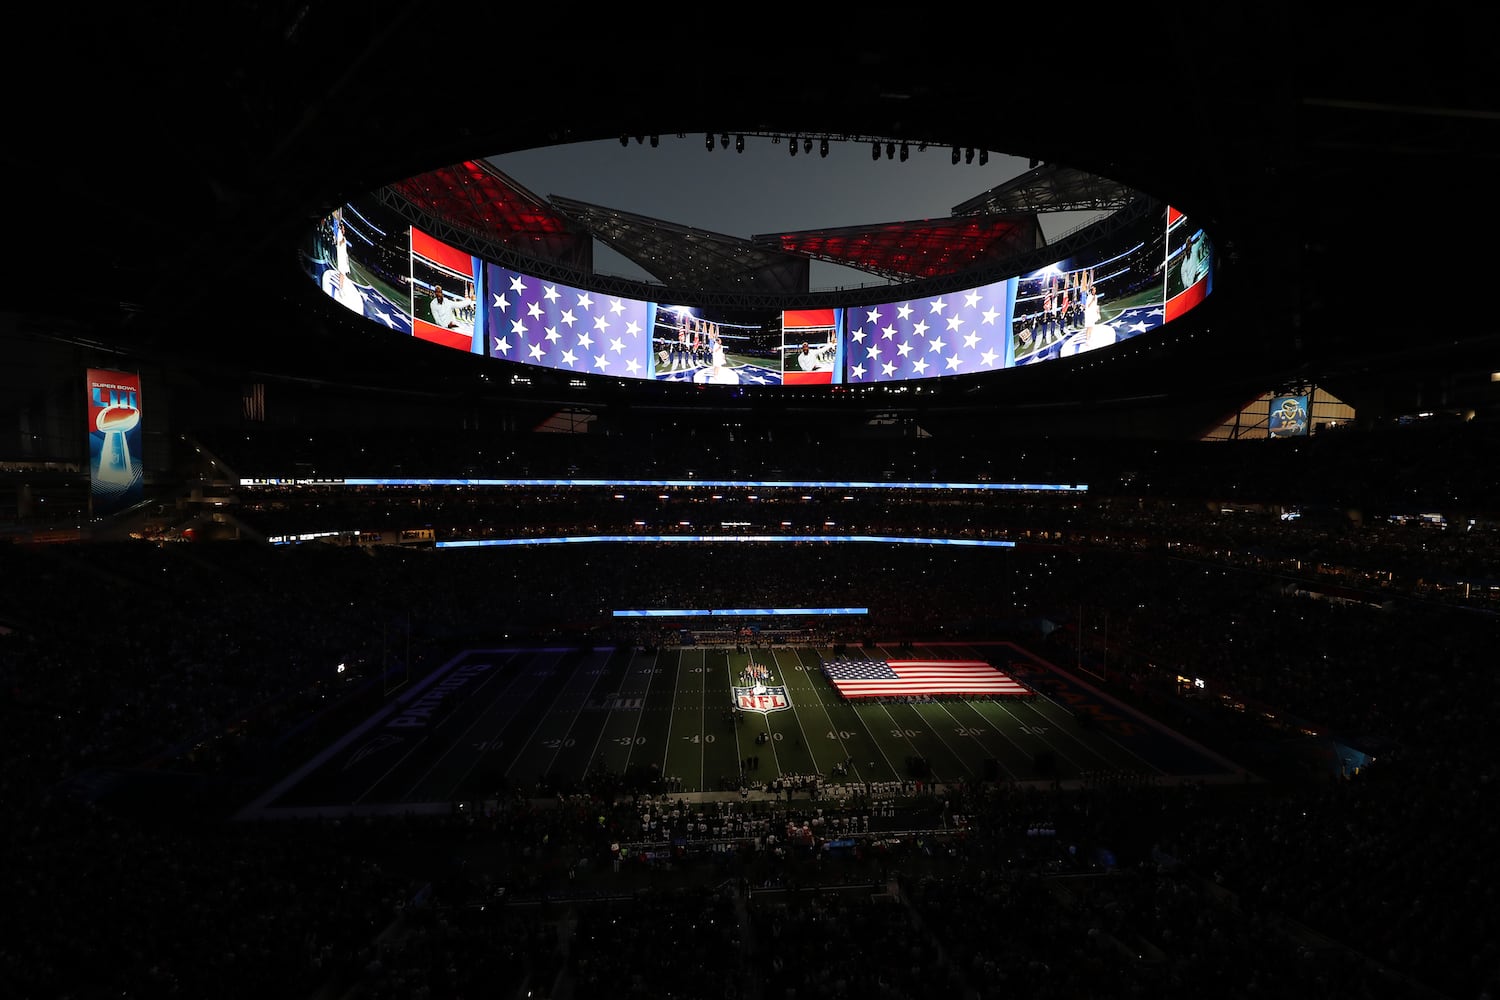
[94,403,139,488]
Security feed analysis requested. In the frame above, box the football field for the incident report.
[244,640,1241,817]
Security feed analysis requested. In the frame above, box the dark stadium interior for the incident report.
[5,8,1500,1000]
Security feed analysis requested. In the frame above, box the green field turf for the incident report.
[258,640,1215,815]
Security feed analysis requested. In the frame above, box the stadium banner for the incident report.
[821,657,1028,699]
[1269,394,1310,438]
[86,368,144,517]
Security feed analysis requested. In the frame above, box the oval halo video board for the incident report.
[304,197,1211,387]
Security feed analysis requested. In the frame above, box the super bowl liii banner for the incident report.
[87,368,143,516]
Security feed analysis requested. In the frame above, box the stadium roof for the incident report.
[950,163,1137,218]
[547,195,812,293]
[753,213,1043,283]
[386,159,1057,291]
[8,8,1500,431]
[389,161,593,270]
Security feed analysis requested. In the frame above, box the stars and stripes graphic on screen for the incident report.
[846,277,1017,383]
[821,658,1029,699]
[484,264,652,377]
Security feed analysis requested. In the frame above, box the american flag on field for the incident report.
[847,277,1017,384]
[484,264,652,377]
[821,658,1028,699]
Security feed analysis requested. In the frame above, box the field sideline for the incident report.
[243,641,1242,818]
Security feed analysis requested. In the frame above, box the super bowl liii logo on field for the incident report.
[732,685,790,713]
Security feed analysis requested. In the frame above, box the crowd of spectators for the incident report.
[193,409,1500,514]
[3,414,1499,999]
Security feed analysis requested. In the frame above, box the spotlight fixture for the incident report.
[706,132,714,151]
[952,145,961,165]
[917,141,927,152]
[649,135,659,147]
[978,148,987,165]
[819,137,829,158]
[619,135,629,147]
[803,137,813,154]
[735,133,744,153]
[965,147,975,164]
[886,141,895,159]
[871,141,881,161]
[634,135,644,144]
[790,138,797,157]
[899,142,909,161]
[720,132,730,149]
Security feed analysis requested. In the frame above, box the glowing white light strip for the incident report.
[240,477,1086,492]
[612,608,869,618]
[435,534,1016,548]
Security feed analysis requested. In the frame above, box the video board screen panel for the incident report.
[1012,204,1173,366]
[781,309,842,385]
[303,200,415,334]
[653,304,787,385]
[1165,205,1213,322]
[485,264,654,377]
[845,279,1016,383]
[307,193,1213,388]
[412,228,480,352]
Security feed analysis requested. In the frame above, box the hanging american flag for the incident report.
[846,278,1017,384]
[484,264,653,378]
[821,658,1028,699]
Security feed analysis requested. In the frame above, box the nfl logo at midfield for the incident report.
[732,685,791,713]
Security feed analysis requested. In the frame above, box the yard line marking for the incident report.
[924,700,989,781]
[540,648,616,779]
[872,700,933,781]
[359,651,527,806]
[990,697,1121,775]
[660,649,680,774]
[770,647,823,776]
[503,649,594,779]
[583,646,639,781]
[789,646,866,783]
[726,655,745,785]
[622,649,658,773]
[696,648,707,790]
[422,655,537,801]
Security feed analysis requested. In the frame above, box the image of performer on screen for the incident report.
[320,210,361,314]
[1042,278,1062,341]
[797,338,834,372]
[429,281,475,331]
[672,315,692,371]
[693,329,740,384]
[1080,270,1116,350]
[331,207,350,279]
